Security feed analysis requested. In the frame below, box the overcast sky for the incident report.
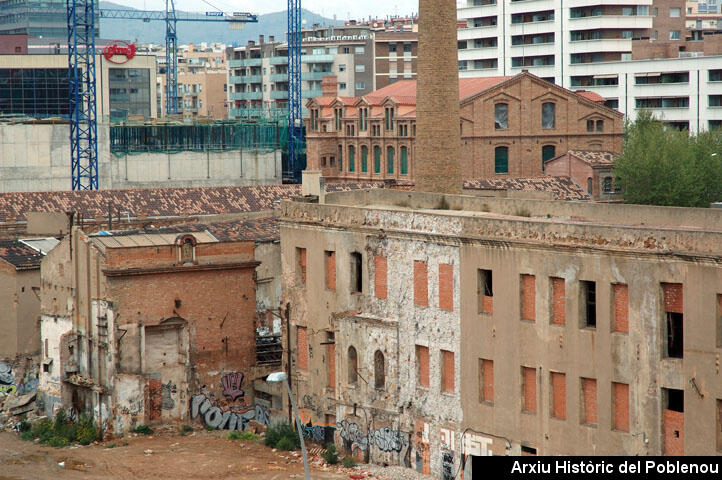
[115,1,422,19]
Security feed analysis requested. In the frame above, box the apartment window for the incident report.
[654,8,658,17]
[355,81,365,90]
[296,247,307,286]
[297,326,308,370]
[479,359,494,404]
[441,350,455,393]
[605,99,619,109]
[414,261,429,307]
[350,252,363,293]
[663,283,683,358]
[361,145,368,172]
[387,146,395,174]
[494,146,509,174]
[478,269,493,314]
[596,120,604,132]
[710,95,722,107]
[587,120,595,132]
[580,281,597,328]
[347,346,358,385]
[355,46,365,54]
[670,30,681,41]
[400,146,408,175]
[522,367,537,413]
[374,256,387,299]
[374,350,385,389]
[670,7,681,18]
[325,251,336,290]
[355,65,365,73]
[338,64,346,72]
[551,277,566,325]
[551,372,567,420]
[339,82,347,90]
[416,345,430,388]
[494,103,508,130]
[710,70,722,82]
[348,145,355,172]
[373,145,381,173]
[521,274,536,322]
[613,284,629,333]
[439,264,454,311]
[581,378,598,425]
[541,102,555,129]
[613,382,630,432]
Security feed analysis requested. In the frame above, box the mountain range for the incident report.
[99,1,342,46]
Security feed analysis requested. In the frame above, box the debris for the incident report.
[144,449,153,456]
[58,462,65,467]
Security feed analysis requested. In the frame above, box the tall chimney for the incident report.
[415,0,462,194]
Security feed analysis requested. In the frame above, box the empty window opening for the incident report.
[374,350,385,389]
[347,346,358,385]
[521,445,537,456]
[665,388,684,413]
[580,281,596,328]
[478,269,493,314]
[350,252,363,293]
[666,312,684,358]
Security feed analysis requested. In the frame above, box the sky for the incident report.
[114,1,422,20]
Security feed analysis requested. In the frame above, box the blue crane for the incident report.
[287,0,302,182]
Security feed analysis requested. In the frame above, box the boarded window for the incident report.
[441,350,455,393]
[297,326,308,370]
[551,372,566,420]
[479,359,494,403]
[521,274,536,321]
[494,146,509,174]
[296,247,307,286]
[613,382,629,432]
[551,277,566,325]
[325,251,336,290]
[374,350,385,389]
[439,263,454,311]
[494,103,508,129]
[613,284,629,333]
[581,378,597,425]
[414,261,428,307]
[478,269,493,314]
[580,281,596,328]
[374,256,387,299]
[416,345,429,388]
[522,367,537,413]
[347,346,358,384]
[542,102,555,129]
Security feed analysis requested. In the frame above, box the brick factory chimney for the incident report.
[415,0,462,194]
[321,75,338,97]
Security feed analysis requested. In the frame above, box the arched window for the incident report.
[373,146,381,174]
[400,146,408,175]
[361,145,368,173]
[494,103,508,130]
[348,346,358,384]
[387,146,395,174]
[494,146,509,174]
[542,145,556,171]
[542,102,555,129]
[587,177,593,194]
[374,350,385,389]
[181,238,194,263]
[348,145,356,172]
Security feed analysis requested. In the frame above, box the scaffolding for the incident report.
[109,121,288,156]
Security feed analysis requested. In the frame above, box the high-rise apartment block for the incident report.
[457,0,722,132]
[0,0,99,41]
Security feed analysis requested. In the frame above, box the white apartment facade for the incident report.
[457,0,722,132]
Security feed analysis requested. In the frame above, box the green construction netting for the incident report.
[110,122,288,156]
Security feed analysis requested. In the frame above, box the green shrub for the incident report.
[20,430,35,441]
[227,430,259,441]
[131,424,154,435]
[106,443,117,449]
[46,435,70,448]
[342,456,357,468]
[18,419,31,432]
[179,425,193,436]
[28,420,54,443]
[53,410,78,442]
[322,443,338,464]
[264,423,299,450]
[275,436,297,451]
[75,414,99,445]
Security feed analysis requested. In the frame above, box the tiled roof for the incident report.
[463,177,591,201]
[574,90,606,103]
[0,239,44,269]
[360,77,510,105]
[567,150,616,167]
[0,184,381,223]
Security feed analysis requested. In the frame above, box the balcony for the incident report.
[508,20,556,35]
[302,89,324,99]
[270,90,289,100]
[229,75,263,84]
[270,73,288,82]
[510,42,555,56]
[230,91,263,101]
[256,335,283,366]
[568,0,652,6]
[305,71,333,81]
[568,38,631,54]
[568,15,653,30]
[228,58,262,68]
[458,25,499,41]
[269,56,288,65]
[301,54,334,64]
[457,5,497,21]
[459,48,499,61]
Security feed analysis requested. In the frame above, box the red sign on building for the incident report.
[103,41,136,64]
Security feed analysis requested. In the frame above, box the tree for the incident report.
[614,111,722,207]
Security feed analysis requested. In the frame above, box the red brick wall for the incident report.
[439,263,454,311]
[521,274,536,322]
[664,409,684,455]
[414,261,428,306]
[613,283,629,333]
[297,326,308,370]
[551,277,566,325]
[442,350,455,393]
[613,382,629,432]
[374,256,387,299]
[298,248,307,285]
[417,345,429,387]
[663,283,683,313]
[325,251,336,290]
[523,367,537,413]
[582,378,597,425]
[551,372,566,420]
[480,359,493,403]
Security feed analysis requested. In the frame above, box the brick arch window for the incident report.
[361,145,369,172]
[542,102,555,129]
[494,103,508,130]
[176,234,197,264]
[348,346,358,384]
[494,146,509,174]
[400,146,408,175]
[373,145,381,174]
[348,145,356,172]
[387,146,395,174]
[374,350,385,389]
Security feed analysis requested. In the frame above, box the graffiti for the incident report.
[442,452,454,480]
[17,377,39,395]
[0,385,17,395]
[0,362,16,395]
[338,419,369,452]
[161,381,177,410]
[190,394,269,431]
[301,420,336,443]
[221,372,245,402]
[337,420,408,454]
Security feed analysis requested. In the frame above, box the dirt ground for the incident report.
[0,426,354,480]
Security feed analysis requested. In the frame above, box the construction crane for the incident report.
[287,0,302,181]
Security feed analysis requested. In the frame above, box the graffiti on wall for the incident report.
[337,419,410,457]
[221,372,245,402]
[190,394,269,431]
[442,452,454,480]
[0,362,16,395]
[301,420,336,443]
[161,381,177,410]
[0,362,39,396]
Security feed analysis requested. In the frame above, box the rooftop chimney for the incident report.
[269,35,275,42]
[321,75,338,97]
[259,35,264,44]
[414,0,462,194]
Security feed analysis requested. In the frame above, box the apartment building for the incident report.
[0,0,98,42]
[457,1,722,132]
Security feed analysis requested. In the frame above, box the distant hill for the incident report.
[99,2,342,46]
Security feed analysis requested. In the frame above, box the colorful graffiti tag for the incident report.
[337,419,409,453]
[0,362,16,395]
[190,394,269,431]
[221,372,245,402]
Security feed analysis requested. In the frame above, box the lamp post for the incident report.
[267,371,310,480]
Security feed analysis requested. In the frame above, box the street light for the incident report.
[267,371,310,480]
